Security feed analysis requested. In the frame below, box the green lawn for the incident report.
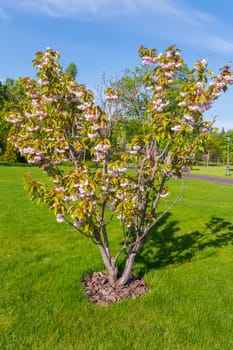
[191,164,233,178]
[1,164,233,349]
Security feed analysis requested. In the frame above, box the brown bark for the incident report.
[117,240,142,285]
[97,243,118,283]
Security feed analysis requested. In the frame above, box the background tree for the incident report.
[203,129,225,164]
[0,78,25,160]
[0,81,9,155]
[221,129,233,164]
[6,46,233,290]
[97,63,190,153]
[65,62,78,79]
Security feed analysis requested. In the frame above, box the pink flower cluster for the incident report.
[36,48,61,75]
[93,143,110,162]
[19,147,44,164]
[5,114,22,124]
[129,145,142,156]
[141,56,157,66]
[77,102,92,111]
[56,213,65,223]
[142,48,184,114]
[105,93,118,101]
[153,98,169,112]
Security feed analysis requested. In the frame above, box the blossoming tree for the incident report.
[6,46,233,286]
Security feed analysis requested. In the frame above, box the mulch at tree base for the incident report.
[82,271,149,306]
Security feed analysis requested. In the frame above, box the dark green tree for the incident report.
[222,129,233,164]
[205,129,225,164]
[0,78,25,160]
[65,62,78,79]
[99,63,190,152]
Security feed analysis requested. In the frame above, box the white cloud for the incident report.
[141,0,214,26]
[2,0,233,55]
[0,6,9,19]
[0,0,216,21]
[0,0,133,17]
[208,36,233,54]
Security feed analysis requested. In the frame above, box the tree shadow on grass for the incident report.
[0,161,30,167]
[135,214,233,275]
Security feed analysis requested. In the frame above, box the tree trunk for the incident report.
[117,240,142,286]
[97,243,118,283]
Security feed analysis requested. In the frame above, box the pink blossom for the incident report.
[21,147,36,155]
[160,63,173,69]
[32,100,40,108]
[142,56,153,66]
[42,96,54,103]
[94,144,110,153]
[34,156,43,164]
[76,91,85,97]
[117,214,124,220]
[155,86,163,92]
[27,125,40,132]
[55,148,66,154]
[188,105,201,112]
[175,62,183,69]
[105,94,118,101]
[225,75,233,84]
[129,150,138,155]
[117,167,126,173]
[35,110,47,118]
[92,124,101,131]
[120,181,128,188]
[187,125,193,133]
[166,52,173,59]
[93,153,105,162]
[25,112,37,118]
[38,79,50,86]
[77,102,92,111]
[73,219,83,228]
[88,132,99,139]
[183,115,195,123]
[179,92,186,97]
[116,193,125,200]
[85,113,99,122]
[71,194,78,201]
[171,125,181,132]
[200,59,207,66]
[196,82,203,89]
[56,214,65,223]
[81,179,89,187]
[160,192,169,198]
[178,101,188,107]
[165,71,173,78]
[200,127,208,133]
[56,186,65,192]
[31,93,40,99]
[211,91,221,99]
[7,117,21,124]
[216,81,225,88]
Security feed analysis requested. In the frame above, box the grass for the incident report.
[1,164,233,349]
[191,164,233,178]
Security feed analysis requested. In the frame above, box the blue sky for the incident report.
[0,0,233,130]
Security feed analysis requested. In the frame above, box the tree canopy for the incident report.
[6,46,233,287]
